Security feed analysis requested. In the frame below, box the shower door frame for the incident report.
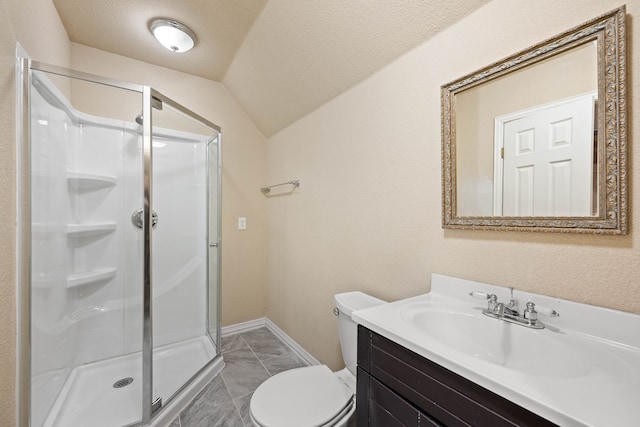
[17,58,223,427]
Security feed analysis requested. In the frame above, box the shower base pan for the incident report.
[43,335,217,427]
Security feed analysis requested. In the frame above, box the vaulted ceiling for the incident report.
[53,0,490,137]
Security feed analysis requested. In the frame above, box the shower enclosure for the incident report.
[17,58,223,427]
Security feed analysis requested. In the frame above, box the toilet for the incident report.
[249,292,386,427]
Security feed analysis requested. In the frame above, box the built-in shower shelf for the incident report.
[67,223,116,239]
[67,171,116,190]
[67,268,116,289]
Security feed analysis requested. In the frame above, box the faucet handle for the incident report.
[534,304,560,318]
[524,302,559,320]
[469,291,492,300]
[470,291,498,311]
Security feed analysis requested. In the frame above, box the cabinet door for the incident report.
[358,368,442,427]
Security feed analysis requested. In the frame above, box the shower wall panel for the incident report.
[69,123,122,368]
[150,133,208,348]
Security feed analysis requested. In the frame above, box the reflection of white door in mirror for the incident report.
[493,93,595,217]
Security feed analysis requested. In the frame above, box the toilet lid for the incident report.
[250,365,353,427]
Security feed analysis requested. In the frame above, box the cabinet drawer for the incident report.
[358,326,556,427]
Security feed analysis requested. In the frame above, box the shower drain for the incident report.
[113,377,134,388]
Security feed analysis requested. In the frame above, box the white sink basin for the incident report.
[352,274,640,427]
[401,303,591,378]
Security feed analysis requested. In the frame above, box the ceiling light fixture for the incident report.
[149,19,197,53]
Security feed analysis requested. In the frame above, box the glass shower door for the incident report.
[149,95,221,408]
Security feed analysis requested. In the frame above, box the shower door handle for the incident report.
[131,208,158,229]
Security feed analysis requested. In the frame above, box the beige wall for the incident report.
[70,43,268,327]
[266,0,640,370]
[0,0,72,424]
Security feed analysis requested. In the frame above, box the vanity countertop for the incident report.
[352,274,640,427]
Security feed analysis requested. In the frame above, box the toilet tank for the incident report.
[334,292,386,375]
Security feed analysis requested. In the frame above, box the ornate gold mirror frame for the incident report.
[441,7,626,234]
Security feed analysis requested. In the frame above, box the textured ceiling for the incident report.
[53,0,490,137]
[53,0,267,81]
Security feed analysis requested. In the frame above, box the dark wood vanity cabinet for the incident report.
[356,326,558,427]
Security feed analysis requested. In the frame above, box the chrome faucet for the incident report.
[495,287,519,317]
[469,288,559,329]
[494,302,518,318]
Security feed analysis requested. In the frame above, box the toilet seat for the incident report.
[250,365,354,427]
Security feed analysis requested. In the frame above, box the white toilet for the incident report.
[249,292,386,427]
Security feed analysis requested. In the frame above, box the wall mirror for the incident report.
[441,6,627,234]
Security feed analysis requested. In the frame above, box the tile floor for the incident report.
[169,327,309,427]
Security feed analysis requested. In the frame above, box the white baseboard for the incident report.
[264,319,321,366]
[221,317,320,367]
[221,317,267,336]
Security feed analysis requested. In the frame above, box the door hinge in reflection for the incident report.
[501,147,504,159]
